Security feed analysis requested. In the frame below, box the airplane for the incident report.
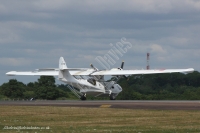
[6,57,194,100]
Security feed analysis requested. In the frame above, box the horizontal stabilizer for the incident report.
[36,68,59,71]
[36,68,89,71]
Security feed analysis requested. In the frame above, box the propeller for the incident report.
[121,61,124,69]
[90,64,98,71]
[118,61,129,81]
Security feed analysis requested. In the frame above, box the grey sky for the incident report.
[1,0,200,84]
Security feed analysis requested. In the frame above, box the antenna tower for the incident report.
[146,53,150,70]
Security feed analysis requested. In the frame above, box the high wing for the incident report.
[6,68,194,76]
[6,56,194,76]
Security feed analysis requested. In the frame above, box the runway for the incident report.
[1,100,200,110]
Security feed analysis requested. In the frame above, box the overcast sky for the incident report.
[1,0,200,85]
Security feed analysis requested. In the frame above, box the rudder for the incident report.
[59,57,67,70]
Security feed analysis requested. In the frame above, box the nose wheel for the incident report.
[80,93,86,100]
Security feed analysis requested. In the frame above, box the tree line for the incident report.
[0,71,200,100]
[0,76,76,100]
[117,71,200,100]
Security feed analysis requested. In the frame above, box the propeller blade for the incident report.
[90,64,94,68]
[90,64,98,71]
[121,61,124,69]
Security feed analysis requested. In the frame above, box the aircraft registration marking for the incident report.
[100,105,111,108]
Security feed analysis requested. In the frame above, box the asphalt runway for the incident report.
[1,100,200,110]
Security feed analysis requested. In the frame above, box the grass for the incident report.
[0,106,200,133]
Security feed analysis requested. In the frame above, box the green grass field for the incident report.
[0,106,200,133]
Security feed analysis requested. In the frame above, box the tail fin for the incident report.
[59,57,67,70]
[58,57,74,80]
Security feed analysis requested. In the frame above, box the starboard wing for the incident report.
[71,68,194,76]
[94,68,195,75]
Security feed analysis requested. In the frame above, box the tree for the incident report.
[186,71,200,87]
[38,76,56,87]
[23,91,35,99]
[34,76,59,100]
[0,79,25,98]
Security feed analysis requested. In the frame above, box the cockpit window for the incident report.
[73,75,90,80]
[87,78,96,85]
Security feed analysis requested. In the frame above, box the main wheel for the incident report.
[80,94,86,100]
[110,94,116,100]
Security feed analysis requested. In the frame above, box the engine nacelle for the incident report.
[106,81,122,94]
[107,81,122,100]
[111,84,122,93]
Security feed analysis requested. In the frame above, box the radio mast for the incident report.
[146,53,150,70]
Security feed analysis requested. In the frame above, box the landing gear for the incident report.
[110,94,116,100]
[80,93,86,100]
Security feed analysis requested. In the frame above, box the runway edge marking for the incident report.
[100,105,111,108]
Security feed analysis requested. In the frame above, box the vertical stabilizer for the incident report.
[58,57,75,81]
[59,57,67,70]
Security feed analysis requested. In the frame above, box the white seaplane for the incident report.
[6,57,194,100]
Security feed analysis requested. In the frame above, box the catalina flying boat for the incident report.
[6,57,194,100]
